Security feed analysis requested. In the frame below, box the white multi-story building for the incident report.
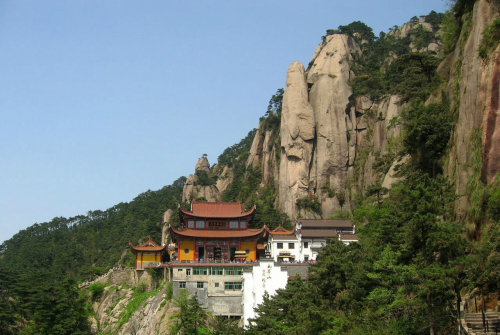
[265,225,300,262]
[265,220,358,262]
[296,219,357,260]
[242,257,288,327]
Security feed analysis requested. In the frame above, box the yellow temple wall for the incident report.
[142,253,157,262]
[240,241,255,261]
[135,252,161,269]
[179,241,194,261]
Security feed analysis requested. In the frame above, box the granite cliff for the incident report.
[178,1,500,229]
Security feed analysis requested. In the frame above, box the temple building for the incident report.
[265,225,299,262]
[137,202,360,323]
[128,238,169,270]
[295,219,357,261]
[168,200,267,318]
[171,200,266,262]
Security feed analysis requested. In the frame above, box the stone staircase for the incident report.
[464,312,500,335]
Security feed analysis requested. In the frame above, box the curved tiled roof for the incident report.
[266,224,295,235]
[179,201,255,219]
[170,225,265,239]
[129,238,167,252]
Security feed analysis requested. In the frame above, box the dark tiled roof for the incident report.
[272,234,298,241]
[179,201,255,219]
[300,229,338,238]
[170,226,265,238]
[339,234,359,241]
[297,219,352,228]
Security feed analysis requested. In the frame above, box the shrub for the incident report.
[166,281,173,301]
[296,196,322,214]
[135,279,148,294]
[479,19,500,58]
[89,282,105,301]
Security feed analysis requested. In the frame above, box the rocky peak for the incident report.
[182,157,221,202]
[195,156,210,173]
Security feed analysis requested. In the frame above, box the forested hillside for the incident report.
[0,176,186,278]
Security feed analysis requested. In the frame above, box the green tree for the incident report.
[247,276,327,335]
[400,102,452,177]
[392,52,440,104]
[209,316,243,335]
[357,173,467,335]
[170,289,208,334]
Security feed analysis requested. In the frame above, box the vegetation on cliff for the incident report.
[248,1,500,334]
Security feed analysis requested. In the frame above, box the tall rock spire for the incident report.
[279,61,315,218]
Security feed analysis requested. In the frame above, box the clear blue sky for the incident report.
[0,0,447,244]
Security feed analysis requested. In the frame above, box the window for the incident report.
[304,255,309,261]
[210,268,223,275]
[179,282,186,288]
[197,282,204,289]
[187,220,194,228]
[240,221,246,229]
[177,269,183,272]
[289,243,295,249]
[193,267,208,275]
[196,220,205,229]
[229,221,239,229]
[304,242,309,248]
[186,269,191,275]
[215,282,220,288]
[277,243,283,249]
[224,282,242,290]
[224,267,243,276]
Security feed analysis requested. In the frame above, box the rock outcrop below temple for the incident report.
[182,157,221,202]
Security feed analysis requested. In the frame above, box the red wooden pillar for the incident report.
[177,238,181,261]
[254,239,257,261]
[194,238,197,261]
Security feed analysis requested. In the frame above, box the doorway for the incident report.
[198,247,205,262]
[214,247,221,261]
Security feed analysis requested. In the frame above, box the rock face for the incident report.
[246,129,264,168]
[91,270,175,335]
[279,61,315,217]
[261,130,279,187]
[161,209,172,245]
[215,164,233,194]
[445,0,499,220]
[307,34,360,218]
[182,157,221,202]
[188,1,499,224]
[279,35,368,219]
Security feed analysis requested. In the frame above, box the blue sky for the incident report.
[0,0,447,244]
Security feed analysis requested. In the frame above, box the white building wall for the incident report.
[268,237,300,262]
[242,258,288,327]
[296,237,327,261]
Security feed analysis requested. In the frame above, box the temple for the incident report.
[132,200,358,323]
[128,238,168,270]
[171,200,266,262]
[166,200,267,318]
